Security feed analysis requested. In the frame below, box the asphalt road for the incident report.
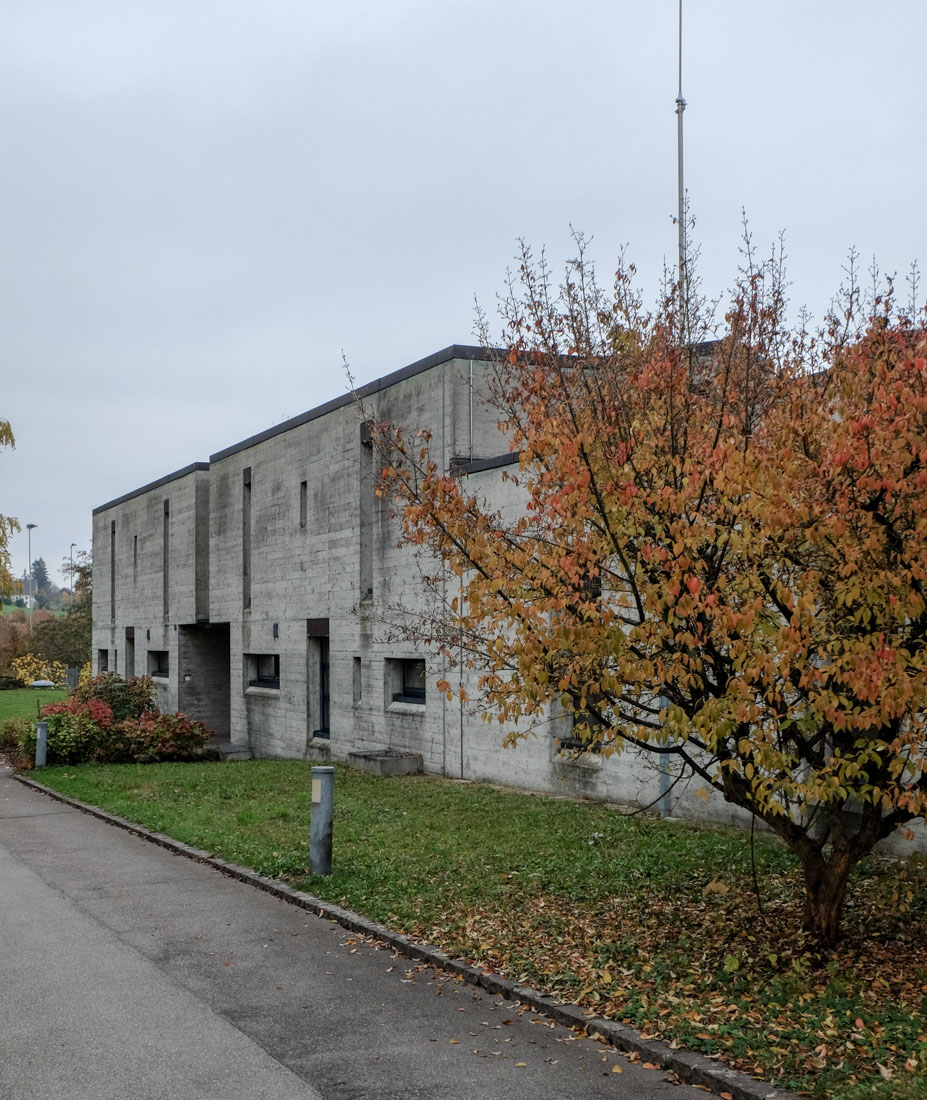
[0,767,710,1099]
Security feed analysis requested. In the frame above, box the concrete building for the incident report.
[90,343,926,852]
[92,345,671,806]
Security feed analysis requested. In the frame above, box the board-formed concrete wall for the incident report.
[90,344,927,858]
[92,463,210,714]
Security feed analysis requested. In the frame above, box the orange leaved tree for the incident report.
[0,417,18,600]
[374,240,927,943]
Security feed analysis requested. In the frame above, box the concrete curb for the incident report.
[14,773,798,1100]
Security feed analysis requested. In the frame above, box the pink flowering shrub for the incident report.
[21,696,213,766]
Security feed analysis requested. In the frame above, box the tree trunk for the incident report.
[799,850,854,945]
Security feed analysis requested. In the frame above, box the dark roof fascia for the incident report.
[453,452,521,475]
[92,463,210,516]
[209,344,498,465]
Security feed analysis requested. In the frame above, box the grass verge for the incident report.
[0,687,68,721]
[31,760,927,1099]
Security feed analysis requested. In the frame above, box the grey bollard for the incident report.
[35,720,48,769]
[310,766,334,875]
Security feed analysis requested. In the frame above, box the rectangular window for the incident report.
[391,658,426,704]
[98,648,109,674]
[133,535,138,584]
[162,500,170,620]
[555,698,606,758]
[148,650,169,679]
[242,467,252,610]
[352,656,362,704]
[247,653,280,689]
[299,480,307,529]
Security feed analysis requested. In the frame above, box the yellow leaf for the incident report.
[611,1065,623,1073]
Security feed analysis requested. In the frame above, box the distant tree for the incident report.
[31,557,51,609]
[0,614,29,677]
[32,551,93,670]
[31,606,90,669]
[0,419,18,599]
[66,550,91,607]
[61,547,89,611]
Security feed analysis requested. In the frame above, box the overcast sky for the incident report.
[3,0,925,587]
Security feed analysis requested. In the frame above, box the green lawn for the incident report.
[31,760,927,1098]
[0,687,68,721]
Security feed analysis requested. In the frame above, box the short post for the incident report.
[310,766,334,875]
[35,721,48,769]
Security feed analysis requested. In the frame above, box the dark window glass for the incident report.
[392,658,425,704]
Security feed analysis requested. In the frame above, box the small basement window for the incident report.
[555,700,607,759]
[148,650,169,678]
[248,653,280,689]
[391,658,426,704]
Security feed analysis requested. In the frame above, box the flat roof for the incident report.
[93,463,210,516]
[93,344,493,513]
[209,343,491,464]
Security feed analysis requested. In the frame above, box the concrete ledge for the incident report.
[13,772,798,1100]
[347,750,423,777]
[209,742,253,762]
[385,701,426,717]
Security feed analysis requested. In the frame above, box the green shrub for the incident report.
[0,716,29,751]
[27,698,116,765]
[73,673,155,721]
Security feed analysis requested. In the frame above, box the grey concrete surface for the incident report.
[0,769,709,1100]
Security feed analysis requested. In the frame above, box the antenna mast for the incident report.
[675,0,687,336]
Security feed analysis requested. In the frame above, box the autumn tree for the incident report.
[374,239,927,944]
[31,551,92,668]
[0,418,18,599]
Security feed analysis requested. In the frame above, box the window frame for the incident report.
[391,657,426,705]
[248,653,280,689]
[148,650,169,679]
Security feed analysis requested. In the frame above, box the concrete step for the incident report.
[208,741,253,762]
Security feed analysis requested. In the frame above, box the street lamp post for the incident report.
[26,524,37,632]
[70,542,77,614]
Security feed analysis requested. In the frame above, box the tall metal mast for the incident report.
[675,0,687,334]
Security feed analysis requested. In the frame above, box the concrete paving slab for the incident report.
[0,834,321,1100]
